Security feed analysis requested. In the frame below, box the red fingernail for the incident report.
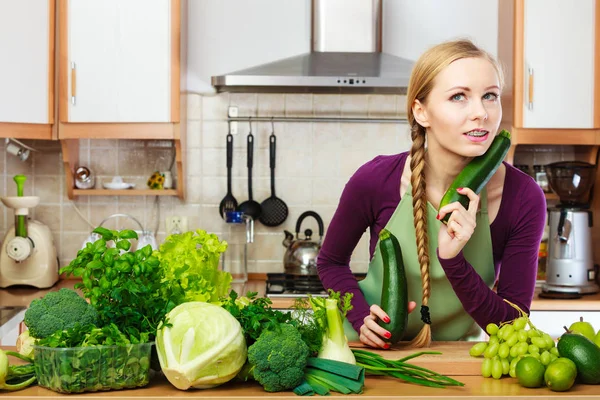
[384,344,390,349]
[384,316,391,323]
[436,213,440,220]
[384,332,391,339]
[457,187,464,191]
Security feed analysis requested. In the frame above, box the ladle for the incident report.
[237,120,262,220]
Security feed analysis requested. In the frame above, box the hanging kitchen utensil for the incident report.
[259,121,288,227]
[237,120,262,220]
[219,128,238,219]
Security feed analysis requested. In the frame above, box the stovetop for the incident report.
[265,272,367,298]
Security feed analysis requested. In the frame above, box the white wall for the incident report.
[185,0,505,94]
[186,0,311,94]
[383,0,500,61]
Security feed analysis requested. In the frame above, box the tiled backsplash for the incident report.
[0,94,412,273]
[1,94,585,274]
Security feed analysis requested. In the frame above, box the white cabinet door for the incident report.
[0,0,51,124]
[67,0,171,123]
[522,0,595,128]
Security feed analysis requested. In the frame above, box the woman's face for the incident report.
[414,57,502,158]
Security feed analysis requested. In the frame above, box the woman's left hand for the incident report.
[437,187,479,259]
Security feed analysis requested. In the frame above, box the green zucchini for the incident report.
[439,129,511,224]
[378,229,408,344]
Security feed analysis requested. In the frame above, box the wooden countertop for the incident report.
[3,342,600,399]
[3,279,599,311]
[5,375,600,399]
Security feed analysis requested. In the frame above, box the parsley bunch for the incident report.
[221,291,323,355]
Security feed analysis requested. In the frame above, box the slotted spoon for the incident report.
[259,128,288,227]
[219,132,238,219]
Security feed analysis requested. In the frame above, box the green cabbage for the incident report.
[156,302,247,390]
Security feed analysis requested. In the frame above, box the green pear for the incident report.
[595,330,600,348]
[568,317,596,342]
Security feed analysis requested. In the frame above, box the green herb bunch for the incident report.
[221,291,323,354]
[60,227,171,342]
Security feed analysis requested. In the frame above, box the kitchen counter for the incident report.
[1,278,600,311]
[3,343,600,399]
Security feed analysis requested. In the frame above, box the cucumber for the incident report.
[438,129,511,224]
[377,229,408,344]
[557,333,600,384]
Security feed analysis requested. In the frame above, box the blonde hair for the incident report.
[405,39,504,347]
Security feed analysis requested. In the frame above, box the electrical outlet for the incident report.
[228,106,238,117]
[166,216,188,235]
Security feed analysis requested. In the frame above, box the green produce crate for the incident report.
[33,342,153,393]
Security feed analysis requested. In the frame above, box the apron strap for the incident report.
[479,188,488,215]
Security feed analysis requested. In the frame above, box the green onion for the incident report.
[352,349,464,388]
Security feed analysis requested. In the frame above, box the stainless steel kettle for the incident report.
[282,211,324,275]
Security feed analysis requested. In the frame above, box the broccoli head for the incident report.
[246,323,310,392]
[23,288,99,339]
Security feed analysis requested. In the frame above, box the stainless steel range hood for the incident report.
[211,0,414,94]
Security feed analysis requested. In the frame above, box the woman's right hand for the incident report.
[359,302,417,348]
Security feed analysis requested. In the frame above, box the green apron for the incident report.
[343,185,496,341]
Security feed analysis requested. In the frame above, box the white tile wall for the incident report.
[0,93,416,274]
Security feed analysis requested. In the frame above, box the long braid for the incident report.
[409,124,432,347]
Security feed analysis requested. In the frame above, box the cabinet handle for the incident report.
[71,62,76,105]
[528,67,534,110]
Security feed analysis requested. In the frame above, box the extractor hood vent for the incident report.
[211,0,414,94]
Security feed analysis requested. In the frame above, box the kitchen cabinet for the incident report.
[511,0,600,145]
[59,0,177,124]
[57,0,185,200]
[0,0,55,140]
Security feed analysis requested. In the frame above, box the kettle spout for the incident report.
[282,230,294,248]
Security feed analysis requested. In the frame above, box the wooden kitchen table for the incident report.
[4,343,600,399]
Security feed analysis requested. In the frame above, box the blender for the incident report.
[0,175,59,288]
[541,161,599,296]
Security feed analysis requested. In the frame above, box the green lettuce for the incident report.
[156,230,231,306]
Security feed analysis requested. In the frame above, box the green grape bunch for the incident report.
[469,300,559,380]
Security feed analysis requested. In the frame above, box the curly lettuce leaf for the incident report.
[156,230,231,306]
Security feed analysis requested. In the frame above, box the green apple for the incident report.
[568,317,596,342]
[595,330,600,348]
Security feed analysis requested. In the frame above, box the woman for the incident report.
[317,39,546,348]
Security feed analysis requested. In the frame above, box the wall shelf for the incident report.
[61,133,185,201]
[72,189,178,197]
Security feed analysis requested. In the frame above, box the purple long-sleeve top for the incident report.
[317,152,547,334]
